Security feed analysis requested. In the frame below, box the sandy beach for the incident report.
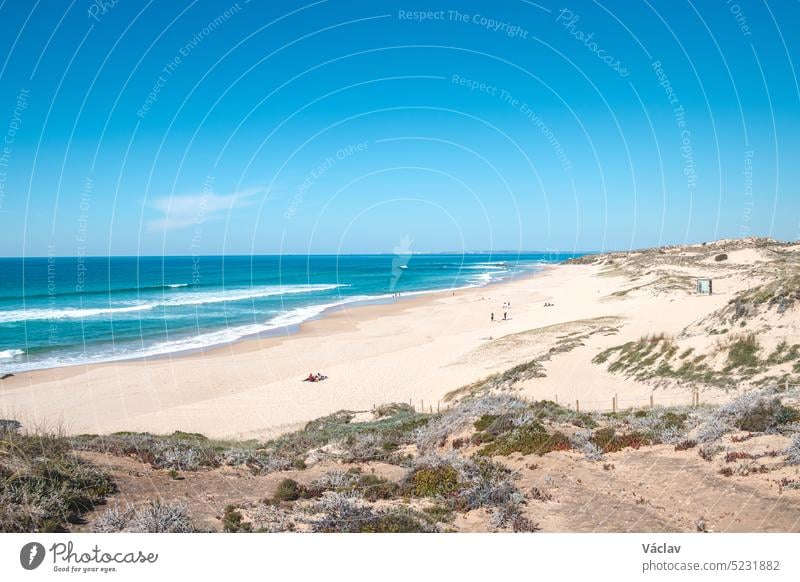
[4,238,800,535]
[0,254,745,440]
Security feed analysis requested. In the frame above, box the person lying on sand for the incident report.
[304,372,328,382]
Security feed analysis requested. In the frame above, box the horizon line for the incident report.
[3,235,794,260]
[0,250,597,260]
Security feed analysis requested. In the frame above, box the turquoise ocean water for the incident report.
[0,253,580,373]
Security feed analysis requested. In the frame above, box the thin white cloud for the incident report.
[146,187,262,232]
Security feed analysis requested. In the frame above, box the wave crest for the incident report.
[0,284,344,323]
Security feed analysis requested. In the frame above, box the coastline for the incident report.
[1,264,555,437]
[2,262,549,376]
[0,258,551,375]
[0,259,741,440]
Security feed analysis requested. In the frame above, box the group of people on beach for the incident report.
[304,372,328,383]
[490,300,511,323]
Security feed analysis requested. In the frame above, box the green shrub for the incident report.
[591,427,650,453]
[776,406,800,425]
[734,398,799,432]
[727,334,760,368]
[660,411,688,430]
[478,424,571,457]
[273,479,306,502]
[407,465,461,497]
[473,415,498,432]
[359,509,432,533]
[171,431,208,442]
[222,505,252,533]
[356,474,400,501]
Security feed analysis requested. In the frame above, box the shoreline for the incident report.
[1,263,549,376]
[1,243,767,440]
[1,264,560,438]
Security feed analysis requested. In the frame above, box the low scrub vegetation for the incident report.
[5,376,800,533]
[593,322,800,389]
[696,387,800,443]
[785,436,800,466]
[403,453,537,531]
[590,427,650,453]
[726,334,761,369]
[309,492,437,533]
[1,428,115,532]
[71,404,429,475]
[592,334,726,387]
[268,405,428,466]
[728,275,800,322]
[222,505,252,533]
[443,360,546,402]
[272,470,401,504]
[92,501,197,533]
[273,478,310,502]
[478,424,571,457]
[242,491,440,533]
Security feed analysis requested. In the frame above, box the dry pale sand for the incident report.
[0,262,745,440]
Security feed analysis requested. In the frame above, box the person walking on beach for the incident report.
[503,311,507,320]
[490,312,494,322]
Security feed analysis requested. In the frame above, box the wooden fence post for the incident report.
[650,394,654,409]
[576,399,580,412]
[612,396,616,414]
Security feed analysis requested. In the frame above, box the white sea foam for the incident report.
[0,284,344,323]
[460,264,507,270]
[470,272,496,285]
[1,264,542,372]
[0,304,154,323]
[0,295,371,372]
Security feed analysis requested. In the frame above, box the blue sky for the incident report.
[0,0,798,256]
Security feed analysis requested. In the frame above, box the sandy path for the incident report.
[514,445,800,533]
